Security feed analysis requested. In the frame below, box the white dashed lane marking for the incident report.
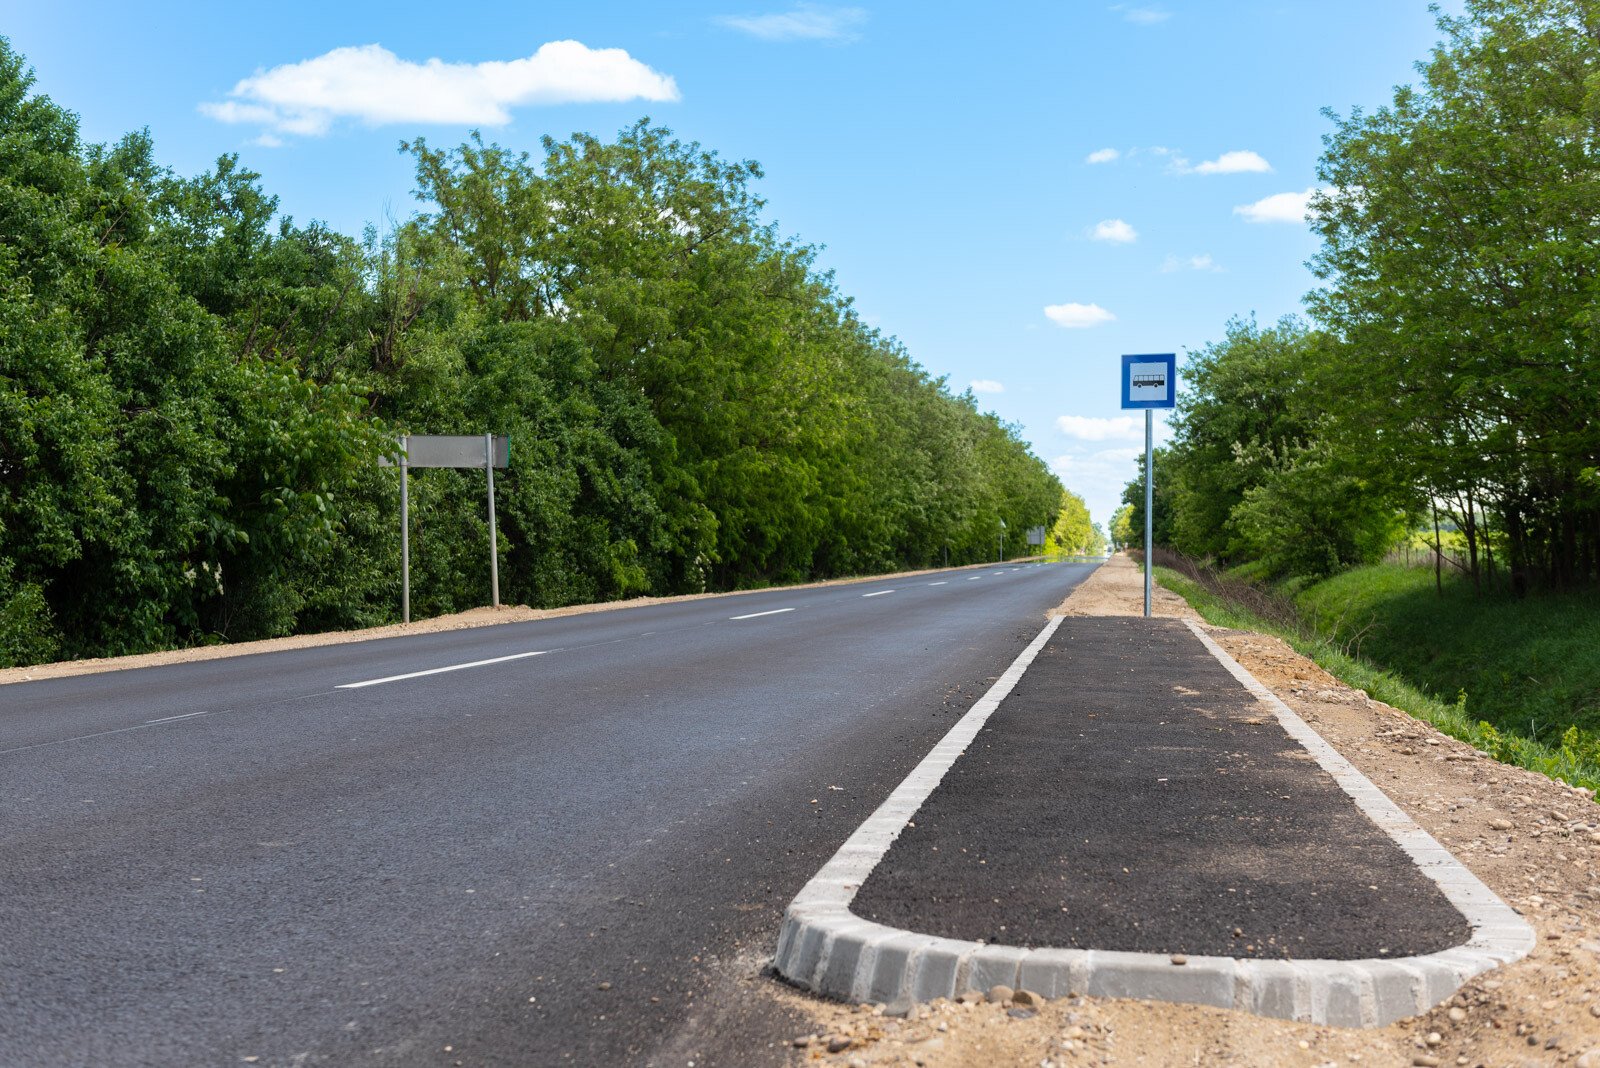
[729,608,795,620]
[338,651,548,689]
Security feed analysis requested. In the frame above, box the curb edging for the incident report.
[772,616,1535,1027]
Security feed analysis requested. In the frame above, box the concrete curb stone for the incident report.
[772,615,1536,1027]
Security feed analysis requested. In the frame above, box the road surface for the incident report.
[0,561,1093,1067]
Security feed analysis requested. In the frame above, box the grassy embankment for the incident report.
[1154,560,1600,794]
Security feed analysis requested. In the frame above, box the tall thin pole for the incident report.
[400,435,411,625]
[1144,409,1153,618]
[486,432,500,609]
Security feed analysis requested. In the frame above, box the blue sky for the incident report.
[6,1,1452,526]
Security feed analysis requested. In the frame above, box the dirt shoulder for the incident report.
[776,553,1600,1068]
[0,557,1045,687]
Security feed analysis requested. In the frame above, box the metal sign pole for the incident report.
[1120,352,1174,620]
[400,435,411,625]
[486,432,500,609]
[378,432,509,620]
[1144,409,1153,618]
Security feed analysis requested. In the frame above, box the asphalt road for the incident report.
[851,617,1471,958]
[0,561,1094,1068]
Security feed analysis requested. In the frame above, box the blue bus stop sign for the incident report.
[1121,352,1175,618]
[1120,353,1177,410]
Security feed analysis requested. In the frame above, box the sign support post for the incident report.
[1120,353,1177,620]
[381,433,510,624]
[486,432,500,609]
[1144,409,1153,617]
[400,434,411,624]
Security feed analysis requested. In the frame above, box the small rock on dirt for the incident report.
[827,1035,852,1053]
[1490,818,1514,831]
[1013,989,1042,1007]
[988,984,1014,1004]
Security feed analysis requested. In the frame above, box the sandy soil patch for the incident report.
[0,558,1043,687]
[1051,551,1195,619]
[776,554,1600,1067]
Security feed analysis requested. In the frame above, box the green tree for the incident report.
[1109,505,1135,552]
[1164,318,1317,562]
[1046,489,1097,556]
[1121,447,1175,553]
[0,36,1068,665]
[1309,0,1600,591]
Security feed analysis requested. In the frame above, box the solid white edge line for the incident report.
[862,590,895,598]
[143,710,212,724]
[730,608,795,620]
[772,615,1534,1027]
[773,617,1061,992]
[337,650,547,689]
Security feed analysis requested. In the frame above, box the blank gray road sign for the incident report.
[379,433,510,622]
[381,435,509,469]
[1027,525,1046,547]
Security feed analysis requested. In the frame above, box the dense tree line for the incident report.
[0,41,1061,666]
[1127,0,1600,592]
[1044,489,1104,557]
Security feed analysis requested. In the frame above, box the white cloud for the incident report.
[1147,146,1192,172]
[1049,447,1145,527]
[1086,147,1120,164]
[1191,150,1273,175]
[1234,187,1323,224]
[1044,302,1116,329]
[1146,147,1271,176]
[1055,415,1142,441]
[1089,218,1138,244]
[715,4,867,41]
[200,41,680,137]
[1160,253,1223,273]
[1113,5,1172,24]
[969,379,1004,394]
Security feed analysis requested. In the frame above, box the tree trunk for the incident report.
[1463,489,1480,593]
[1432,498,1443,596]
[1561,509,1578,590]
[1483,507,1496,585]
[1507,504,1529,598]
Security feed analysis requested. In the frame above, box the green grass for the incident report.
[1155,564,1600,795]
[1297,564,1600,739]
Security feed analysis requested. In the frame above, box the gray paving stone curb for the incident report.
[772,615,1535,1027]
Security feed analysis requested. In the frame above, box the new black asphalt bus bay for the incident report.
[851,616,1470,960]
[0,562,1089,1067]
